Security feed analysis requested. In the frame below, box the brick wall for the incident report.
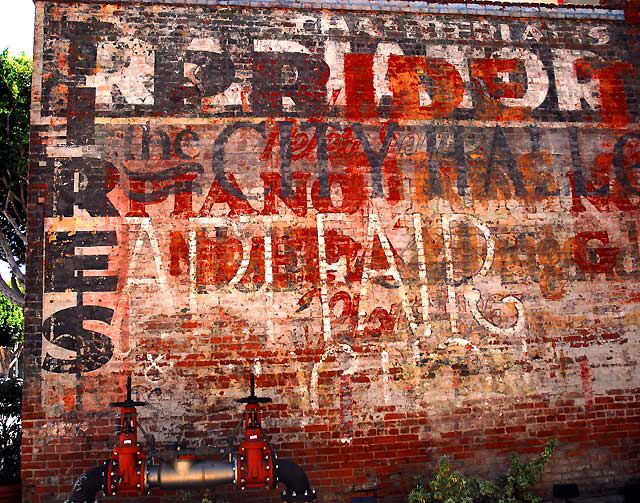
[24,1,640,502]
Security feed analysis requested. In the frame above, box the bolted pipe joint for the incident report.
[276,459,317,502]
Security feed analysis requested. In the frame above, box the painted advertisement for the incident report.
[33,3,640,442]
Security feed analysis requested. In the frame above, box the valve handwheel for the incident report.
[236,374,272,404]
[110,375,147,408]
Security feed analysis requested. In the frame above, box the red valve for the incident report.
[236,374,276,491]
[105,376,147,496]
[70,373,312,501]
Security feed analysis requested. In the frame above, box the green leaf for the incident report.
[408,441,556,503]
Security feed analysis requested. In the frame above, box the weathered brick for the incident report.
[24,0,640,502]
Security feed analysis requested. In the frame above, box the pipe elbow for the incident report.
[275,459,317,502]
[64,466,106,503]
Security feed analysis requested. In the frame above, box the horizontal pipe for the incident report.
[146,458,235,490]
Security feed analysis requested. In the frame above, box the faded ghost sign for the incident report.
[38,4,639,417]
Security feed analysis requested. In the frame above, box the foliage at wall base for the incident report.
[409,440,557,503]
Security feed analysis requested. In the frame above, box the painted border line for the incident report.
[38,0,626,21]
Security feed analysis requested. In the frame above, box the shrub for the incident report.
[408,440,557,503]
[496,440,557,503]
[408,456,494,503]
[0,293,23,348]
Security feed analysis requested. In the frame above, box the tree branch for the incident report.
[0,231,24,284]
[8,345,21,377]
[7,182,25,208]
[0,274,23,307]
[0,203,26,244]
[0,174,27,242]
